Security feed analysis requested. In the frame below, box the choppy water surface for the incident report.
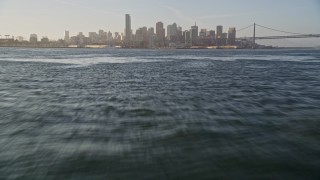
[0,48,320,179]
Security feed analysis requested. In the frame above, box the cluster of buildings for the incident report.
[64,30,123,48]
[0,33,66,48]
[0,14,260,49]
[62,14,239,49]
[123,14,240,48]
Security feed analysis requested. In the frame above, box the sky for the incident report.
[0,0,320,47]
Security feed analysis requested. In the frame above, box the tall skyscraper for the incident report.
[183,30,191,44]
[98,29,106,42]
[216,26,224,46]
[199,29,207,38]
[228,27,236,45]
[89,32,98,43]
[107,31,113,40]
[125,14,132,44]
[148,27,155,37]
[141,26,148,45]
[156,22,165,46]
[156,22,165,39]
[64,31,70,43]
[77,32,85,45]
[208,30,216,39]
[148,27,155,48]
[177,26,183,42]
[216,25,223,38]
[167,23,177,40]
[190,23,198,46]
[177,26,183,36]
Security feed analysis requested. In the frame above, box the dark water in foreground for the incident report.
[0,48,320,179]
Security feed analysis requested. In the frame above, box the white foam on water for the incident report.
[0,56,170,66]
[165,55,319,62]
[0,52,319,66]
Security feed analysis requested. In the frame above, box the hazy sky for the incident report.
[0,0,320,46]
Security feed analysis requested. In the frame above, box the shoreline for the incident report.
[0,45,317,50]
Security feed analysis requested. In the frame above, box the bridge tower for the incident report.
[253,23,256,49]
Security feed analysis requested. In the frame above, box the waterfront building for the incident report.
[16,36,24,42]
[107,31,113,40]
[89,32,98,43]
[41,37,49,43]
[141,27,148,44]
[208,30,216,39]
[125,14,132,45]
[148,35,156,48]
[216,26,224,46]
[29,34,38,43]
[228,27,236,45]
[207,30,216,45]
[148,27,155,37]
[114,32,122,46]
[177,26,183,42]
[64,31,70,43]
[199,29,207,38]
[177,27,182,34]
[222,33,228,39]
[135,28,142,47]
[114,32,121,40]
[222,33,228,45]
[134,26,148,48]
[156,22,165,39]
[98,30,105,41]
[216,25,223,38]
[148,27,155,48]
[156,21,165,46]
[183,30,191,44]
[190,23,198,46]
[77,32,85,45]
[167,23,177,41]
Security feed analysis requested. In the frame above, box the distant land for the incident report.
[1,13,319,49]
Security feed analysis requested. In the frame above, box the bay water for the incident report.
[0,48,319,179]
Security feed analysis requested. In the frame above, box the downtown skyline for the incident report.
[1,0,320,47]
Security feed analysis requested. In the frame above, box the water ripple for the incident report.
[0,48,320,179]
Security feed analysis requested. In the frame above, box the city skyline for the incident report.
[1,0,320,47]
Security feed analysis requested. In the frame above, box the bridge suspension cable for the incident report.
[237,23,320,49]
[237,24,254,32]
[255,24,305,35]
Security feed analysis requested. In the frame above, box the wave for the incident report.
[0,49,320,66]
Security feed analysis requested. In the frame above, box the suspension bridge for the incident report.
[237,23,320,47]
